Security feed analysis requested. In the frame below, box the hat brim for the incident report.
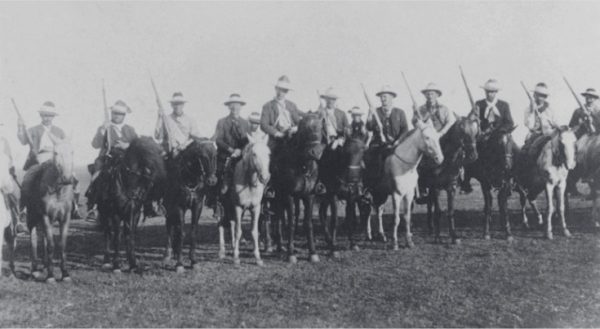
[421,89,442,96]
[581,92,600,99]
[376,91,397,98]
[532,90,548,97]
[38,110,58,116]
[481,86,500,92]
[224,101,246,106]
[320,95,338,100]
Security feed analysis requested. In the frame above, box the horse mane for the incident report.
[125,136,166,181]
[551,125,570,167]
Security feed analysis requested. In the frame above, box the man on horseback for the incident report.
[364,85,409,183]
[318,88,349,149]
[215,94,250,195]
[86,100,138,210]
[260,75,305,196]
[414,83,456,202]
[154,92,204,155]
[248,112,266,140]
[348,106,369,143]
[17,101,82,219]
[521,82,558,164]
[460,79,515,193]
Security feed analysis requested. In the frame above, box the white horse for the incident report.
[0,152,17,275]
[516,127,577,239]
[367,120,444,249]
[219,134,271,266]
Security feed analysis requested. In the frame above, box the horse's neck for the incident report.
[394,129,423,165]
[537,135,556,169]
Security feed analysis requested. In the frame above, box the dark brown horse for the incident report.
[420,114,480,244]
[163,138,217,272]
[463,126,518,241]
[20,141,75,282]
[271,112,325,263]
[319,136,370,255]
[97,136,166,273]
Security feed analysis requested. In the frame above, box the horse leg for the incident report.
[163,209,173,263]
[319,198,332,247]
[30,224,41,278]
[124,218,137,272]
[377,204,386,242]
[5,225,16,275]
[432,189,442,244]
[233,206,243,265]
[447,185,460,244]
[251,205,263,266]
[427,194,434,235]
[346,200,357,251]
[544,183,555,240]
[482,184,493,240]
[286,196,297,263]
[392,193,402,250]
[42,216,56,283]
[557,181,571,237]
[517,187,530,229]
[529,197,543,226]
[499,186,513,242]
[190,202,201,269]
[111,216,121,273]
[304,196,319,263]
[174,208,185,273]
[274,200,285,252]
[262,199,274,253]
[218,217,227,259]
[58,216,71,281]
[330,195,339,257]
[101,213,112,270]
[403,192,415,248]
[365,206,373,241]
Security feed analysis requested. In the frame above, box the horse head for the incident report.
[457,114,480,164]
[342,137,367,183]
[554,126,577,170]
[488,126,517,171]
[52,139,74,182]
[182,138,218,188]
[244,133,271,186]
[295,112,326,164]
[121,137,166,203]
[415,120,444,165]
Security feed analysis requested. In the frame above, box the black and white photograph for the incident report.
[0,1,599,327]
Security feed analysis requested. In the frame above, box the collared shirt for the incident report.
[416,102,452,132]
[155,112,202,150]
[39,125,56,153]
[324,107,338,139]
[275,98,293,131]
[525,101,555,136]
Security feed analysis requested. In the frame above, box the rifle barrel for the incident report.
[401,72,421,121]
[360,83,386,142]
[11,98,33,146]
[459,66,475,109]
[102,80,112,151]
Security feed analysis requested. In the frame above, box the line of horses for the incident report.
[1,110,598,282]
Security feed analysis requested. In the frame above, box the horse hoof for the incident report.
[309,254,320,263]
[101,263,112,271]
[218,251,226,260]
[288,255,298,264]
[112,269,122,274]
[175,265,185,274]
[407,241,415,249]
[563,229,572,238]
[331,251,341,259]
[192,263,202,271]
[393,244,400,251]
[162,256,172,263]
[545,232,554,240]
[31,271,43,280]
[484,234,491,241]
[506,236,514,244]
[233,258,241,266]
[62,276,72,283]
[452,238,461,245]
[266,246,274,253]
[46,277,57,284]
[256,259,265,267]
[352,245,360,252]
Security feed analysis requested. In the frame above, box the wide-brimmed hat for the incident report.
[38,101,59,116]
[110,100,131,114]
[169,92,187,104]
[421,83,442,96]
[581,88,600,99]
[480,79,501,92]
[348,106,364,116]
[224,93,246,106]
[532,82,549,96]
[248,112,261,124]
[320,87,338,100]
[375,85,397,98]
[274,75,293,91]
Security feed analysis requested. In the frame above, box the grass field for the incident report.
[1,172,599,327]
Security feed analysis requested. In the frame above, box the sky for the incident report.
[2,1,600,169]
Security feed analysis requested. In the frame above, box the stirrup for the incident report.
[315,182,327,195]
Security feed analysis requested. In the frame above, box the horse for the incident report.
[97,136,166,273]
[163,138,217,272]
[420,114,480,244]
[514,127,577,239]
[218,133,270,266]
[20,141,75,282]
[463,125,518,241]
[319,136,370,255]
[271,112,326,263]
[0,152,18,277]
[365,120,444,249]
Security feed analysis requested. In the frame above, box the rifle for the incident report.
[459,66,476,115]
[564,76,595,133]
[360,83,386,142]
[11,98,33,147]
[401,71,422,121]
[150,74,173,152]
[522,81,557,130]
[102,79,112,152]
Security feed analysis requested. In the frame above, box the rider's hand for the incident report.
[115,141,128,149]
[231,149,242,158]
[102,120,111,131]
[9,166,16,177]
[290,126,298,134]
[274,131,285,138]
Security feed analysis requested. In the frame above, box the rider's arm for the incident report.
[439,108,456,136]
[259,103,280,138]
[215,120,233,154]
[91,126,105,149]
[568,109,582,128]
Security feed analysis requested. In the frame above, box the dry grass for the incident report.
[1,174,599,327]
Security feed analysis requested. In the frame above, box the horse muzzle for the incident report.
[207,175,218,187]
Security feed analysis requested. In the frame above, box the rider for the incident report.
[154,92,204,156]
[17,101,82,219]
[348,106,369,143]
[319,88,348,149]
[460,79,514,193]
[521,82,557,162]
[260,75,305,196]
[248,112,267,140]
[414,83,456,203]
[567,87,600,196]
[364,85,409,183]
[215,94,250,195]
[86,100,138,211]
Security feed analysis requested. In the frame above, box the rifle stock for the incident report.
[361,83,386,142]
[11,98,33,147]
